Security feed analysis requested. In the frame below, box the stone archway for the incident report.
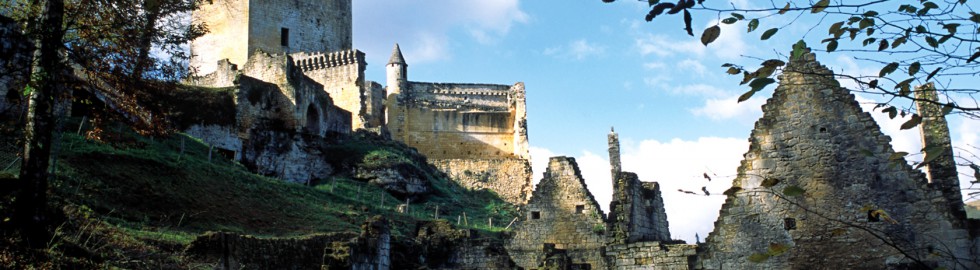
[305,104,320,134]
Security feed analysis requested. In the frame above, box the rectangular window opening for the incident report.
[576,205,585,214]
[280,28,290,47]
[784,218,797,230]
[531,211,541,220]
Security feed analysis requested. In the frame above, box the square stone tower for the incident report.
[190,0,352,74]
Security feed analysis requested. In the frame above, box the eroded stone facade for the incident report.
[430,159,533,205]
[696,50,978,269]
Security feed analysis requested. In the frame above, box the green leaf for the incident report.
[859,18,875,29]
[868,79,878,89]
[891,37,907,49]
[900,114,922,130]
[923,1,939,9]
[889,151,909,161]
[761,28,779,40]
[648,0,660,6]
[879,62,899,77]
[749,78,776,91]
[925,36,939,47]
[883,106,898,119]
[748,19,760,32]
[941,102,954,115]
[969,51,980,63]
[829,21,845,35]
[878,39,888,51]
[926,67,941,81]
[791,40,807,60]
[761,59,786,68]
[761,177,780,188]
[909,62,921,75]
[812,0,830,13]
[748,253,770,263]
[826,40,838,52]
[971,12,980,23]
[943,23,960,34]
[738,89,758,103]
[722,17,738,24]
[863,11,879,17]
[702,25,722,45]
[783,186,805,196]
[723,186,742,196]
[767,243,790,256]
[917,144,948,169]
[779,2,790,14]
[727,67,741,74]
[916,25,927,33]
[731,13,745,20]
[862,37,876,46]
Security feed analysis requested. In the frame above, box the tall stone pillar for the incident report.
[608,127,621,184]
[914,83,967,225]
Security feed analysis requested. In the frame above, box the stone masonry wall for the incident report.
[914,83,967,225]
[696,50,976,269]
[190,0,249,74]
[0,15,30,119]
[389,82,528,160]
[607,172,671,244]
[430,158,533,205]
[507,157,608,269]
[606,242,696,270]
[293,50,369,129]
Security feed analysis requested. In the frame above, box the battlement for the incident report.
[291,49,365,72]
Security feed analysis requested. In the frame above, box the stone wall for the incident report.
[389,82,527,160]
[914,83,968,225]
[696,50,977,269]
[608,172,671,244]
[507,157,608,269]
[191,0,352,75]
[293,50,371,129]
[430,158,533,205]
[606,242,696,270]
[0,15,30,119]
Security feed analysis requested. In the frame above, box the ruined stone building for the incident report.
[507,130,693,270]
[385,45,533,205]
[694,50,979,269]
[185,0,532,201]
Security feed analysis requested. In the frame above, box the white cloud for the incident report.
[353,0,528,64]
[633,20,747,60]
[544,39,606,60]
[643,62,667,70]
[529,146,556,186]
[532,136,748,244]
[691,94,766,121]
[635,34,704,57]
[677,59,707,76]
[669,83,729,97]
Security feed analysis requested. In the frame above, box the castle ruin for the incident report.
[185,0,532,203]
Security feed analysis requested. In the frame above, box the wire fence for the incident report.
[0,135,21,173]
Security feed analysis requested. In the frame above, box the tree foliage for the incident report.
[605,0,980,120]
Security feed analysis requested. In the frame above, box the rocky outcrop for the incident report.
[354,162,430,199]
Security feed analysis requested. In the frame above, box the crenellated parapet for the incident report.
[291,49,366,72]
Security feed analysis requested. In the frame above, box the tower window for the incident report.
[280,28,290,47]
[531,211,541,220]
[576,205,585,214]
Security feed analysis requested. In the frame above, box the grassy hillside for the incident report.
[0,121,517,268]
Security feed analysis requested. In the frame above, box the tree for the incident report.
[605,0,980,191]
[1,0,205,246]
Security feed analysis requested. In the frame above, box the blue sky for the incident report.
[349,0,980,243]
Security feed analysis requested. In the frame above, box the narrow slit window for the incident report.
[531,211,541,220]
[576,205,585,214]
[280,28,290,47]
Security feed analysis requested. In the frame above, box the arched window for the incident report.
[306,105,320,134]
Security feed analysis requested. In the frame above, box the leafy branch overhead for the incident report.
[601,0,980,120]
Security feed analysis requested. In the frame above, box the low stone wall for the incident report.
[430,158,532,205]
[606,242,697,270]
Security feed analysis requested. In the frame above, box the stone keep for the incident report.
[606,128,671,244]
[190,0,352,75]
[696,50,977,269]
[386,44,533,205]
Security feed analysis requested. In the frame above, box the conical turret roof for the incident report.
[388,43,406,65]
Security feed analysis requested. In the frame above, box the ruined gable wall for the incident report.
[506,157,608,269]
[293,50,368,129]
[190,0,249,75]
[247,0,351,56]
[697,51,975,269]
[430,159,532,205]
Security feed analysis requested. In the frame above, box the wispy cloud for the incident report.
[690,94,765,121]
[544,39,606,60]
[353,0,529,64]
